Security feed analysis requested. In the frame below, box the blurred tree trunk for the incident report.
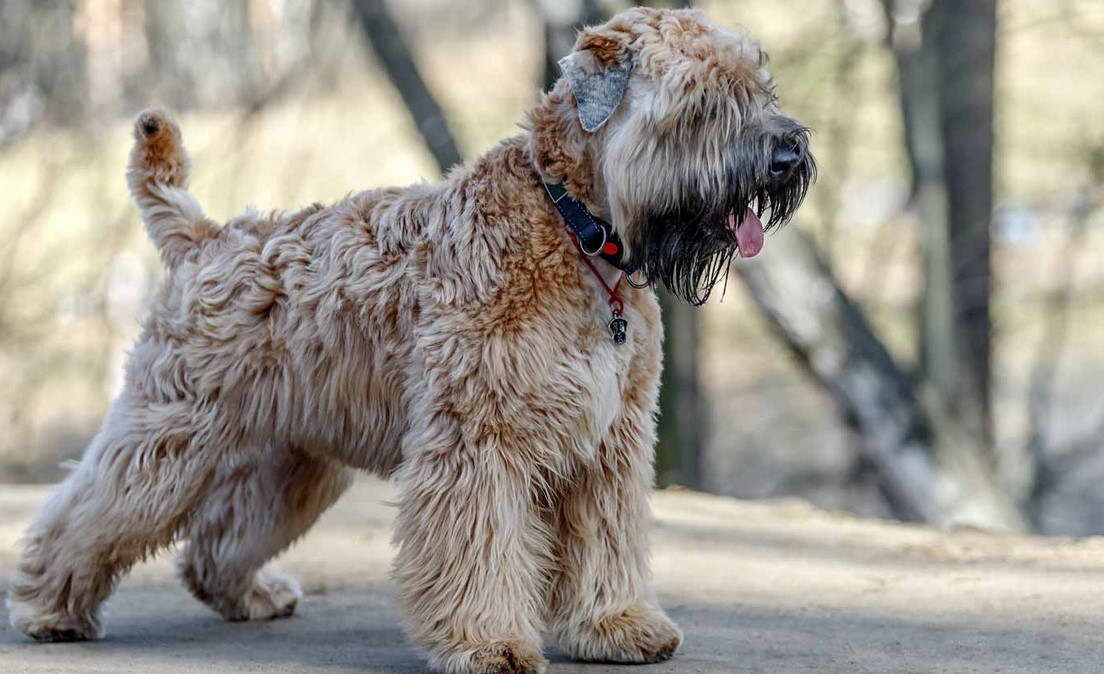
[350,0,462,173]
[936,1,996,444]
[656,292,703,487]
[729,0,1016,527]
[737,232,1026,531]
[768,0,1023,526]
[0,0,87,144]
[883,0,996,447]
[535,0,605,92]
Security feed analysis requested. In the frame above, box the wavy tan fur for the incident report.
[7,8,811,673]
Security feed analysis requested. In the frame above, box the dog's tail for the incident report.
[126,108,218,270]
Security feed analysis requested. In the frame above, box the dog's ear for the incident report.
[558,35,633,133]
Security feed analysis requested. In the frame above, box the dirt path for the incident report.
[3,478,1104,672]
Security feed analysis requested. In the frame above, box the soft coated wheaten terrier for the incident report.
[8,7,813,673]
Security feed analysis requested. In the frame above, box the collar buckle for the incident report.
[544,182,570,204]
[542,181,635,274]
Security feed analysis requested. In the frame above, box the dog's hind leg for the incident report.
[7,395,227,642]
[176,447,351,621]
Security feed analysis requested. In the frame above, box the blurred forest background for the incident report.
[0,0,1102,535]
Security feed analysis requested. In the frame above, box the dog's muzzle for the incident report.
[769,143,802,180]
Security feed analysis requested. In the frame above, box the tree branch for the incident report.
[1026,187,1100,514]
[737,230,1027,531]
[350,0,463,174]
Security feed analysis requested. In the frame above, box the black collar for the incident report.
[543,182,636,273]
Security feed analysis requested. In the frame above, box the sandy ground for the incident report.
[2,478,1104,673]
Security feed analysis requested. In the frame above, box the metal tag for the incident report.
[608,312,628,345]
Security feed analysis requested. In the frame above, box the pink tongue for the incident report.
[728,209,764,258]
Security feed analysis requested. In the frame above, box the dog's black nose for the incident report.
[770,145,800,178]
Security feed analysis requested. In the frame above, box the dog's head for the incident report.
[530,7,815,304]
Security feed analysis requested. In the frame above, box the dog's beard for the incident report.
[633,206,741,306]
[631,145,815,306]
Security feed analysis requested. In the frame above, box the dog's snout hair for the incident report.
[748,120,816,225]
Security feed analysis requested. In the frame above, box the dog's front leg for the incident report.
[547,354,682,664]
[392,428,551,674]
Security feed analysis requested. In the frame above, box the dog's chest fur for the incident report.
[130,136,661,481]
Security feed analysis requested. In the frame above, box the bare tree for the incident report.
[655,291,704,487]
[728,0,1021,528]
[738,231,1026,530]
[937,1,996,441]
[882,0,996,446]
[0,0,87,145]
[350,0,463,173]
[1025,169,1102,521]
[536,0,605,92]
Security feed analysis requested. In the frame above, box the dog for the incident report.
[7,7,813,673]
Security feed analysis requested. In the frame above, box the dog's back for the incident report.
[123,114,583,476]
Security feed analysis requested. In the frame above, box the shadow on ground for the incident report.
[2,588,1101,673]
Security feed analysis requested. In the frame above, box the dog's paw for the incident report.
[7,597,103,643]
[468,641,548,674]
[559,603,682,664]
[436,640,548,674]
[230,567,302,621]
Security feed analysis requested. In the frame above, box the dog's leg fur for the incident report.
[547,445,682,664]
[177,448,352,621]
[6,397,225,641]
[391,410,553,674]
[546,307,682,664]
